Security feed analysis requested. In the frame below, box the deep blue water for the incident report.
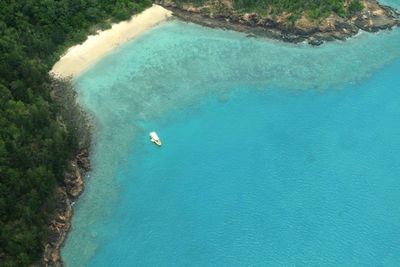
[62,18,400,266]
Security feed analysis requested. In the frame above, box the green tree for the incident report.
[0,0,152,265]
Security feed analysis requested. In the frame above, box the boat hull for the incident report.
[151,138,162,146]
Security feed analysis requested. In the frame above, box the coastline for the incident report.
[155,0,399,45]
[44,5,172,266]
[44,2,398,265]
[51,5,172,78]
[43,149,90,267]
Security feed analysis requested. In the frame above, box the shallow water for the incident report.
[380,0,400,9]
[63,20,400,266]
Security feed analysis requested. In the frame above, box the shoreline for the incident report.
[51,5,172,78]
[44,76,93,266]
[155,0,399,45]
[44,2,398,265]
[43,149,90,267]
[44,5,172,266]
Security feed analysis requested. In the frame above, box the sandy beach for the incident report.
[51,5,172,77]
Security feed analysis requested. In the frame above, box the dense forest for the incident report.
[0,0,151,265]
[232,0,364,20]
[175,0,365,20]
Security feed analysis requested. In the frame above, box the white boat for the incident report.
[149,132,162,146]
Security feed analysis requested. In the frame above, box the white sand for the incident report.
[51,5,172,78]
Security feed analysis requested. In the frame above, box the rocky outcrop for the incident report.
[42,148,91,267]
[65,149,90,199]
[155,0,399,45]
[42,188,72,267]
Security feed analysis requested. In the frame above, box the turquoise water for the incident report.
[62,19,400,266]
[381,0,400,9]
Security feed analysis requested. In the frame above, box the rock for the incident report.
[64,161,85,199]
[68,162,84,199]
[42,147,90,266]
[308,38,323,46]
[156,0,400,45]
[43,187,71,266]
[77,148,91,171]
[51,250,60,263]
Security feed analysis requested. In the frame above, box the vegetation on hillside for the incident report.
[0,0,151,265]
[234,0,364,18]
[175,0,365,20]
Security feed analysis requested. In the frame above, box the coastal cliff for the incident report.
[155,0,399,44]
[42,149,90,267]
[39,77,93,267]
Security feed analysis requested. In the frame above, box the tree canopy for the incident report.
[175,0,364,19]
[0,0,151,265]
[233,0,364,19]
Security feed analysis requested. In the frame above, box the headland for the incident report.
[155,0,399,45]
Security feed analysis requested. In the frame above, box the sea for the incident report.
[62,7,400,266]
